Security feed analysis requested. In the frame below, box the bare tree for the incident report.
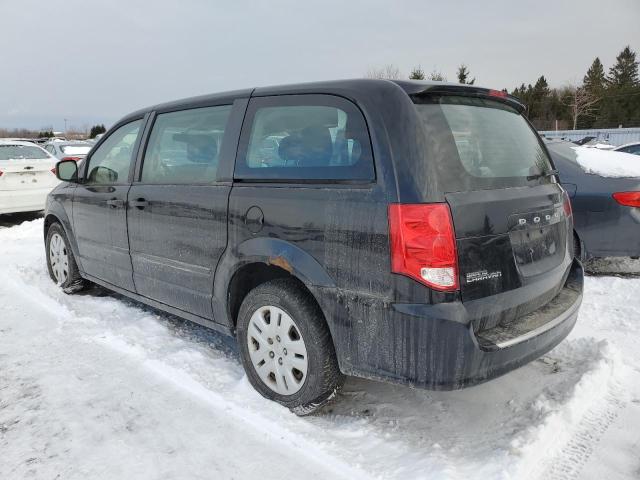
[563,85,600,130]
[366,64,401,80]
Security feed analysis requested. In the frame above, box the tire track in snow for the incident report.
[542,380,626,480]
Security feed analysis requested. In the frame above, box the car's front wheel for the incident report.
[46,222,87,294]
[236,278,344,415]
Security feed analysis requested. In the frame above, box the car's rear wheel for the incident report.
[236,278,344,415]
[46,223,87,294]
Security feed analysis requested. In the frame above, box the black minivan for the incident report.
[45,79,583,414]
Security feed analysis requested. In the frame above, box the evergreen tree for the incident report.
[409,66,425,80]
[607,46,639,87]
[597,46,640,128]
[583,57,606,92]
[580,58,606,128]
[89,124,107,139]
[428,70,447,81]
[456,64,475,85]
[526,76,550,126]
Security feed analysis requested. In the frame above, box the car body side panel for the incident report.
[127,184,230,319]
[218,184,391,334]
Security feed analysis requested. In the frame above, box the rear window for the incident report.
[413,95,554,190]
[0,144,49,160]
[60,145,91,155]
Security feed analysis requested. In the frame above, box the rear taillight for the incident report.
[613,191,640,208]
[0,170,3,177]
[61,156,82,162]
[562,190,573,217]
[388,203,458,291]
[51,167,56,174]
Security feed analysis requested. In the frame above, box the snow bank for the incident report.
[572,146,640,178]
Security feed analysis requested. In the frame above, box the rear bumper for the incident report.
[320,259,583,390]
[0,188,51,214]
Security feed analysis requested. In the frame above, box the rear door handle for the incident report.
[130,198,149,209]
[106,198,125,208]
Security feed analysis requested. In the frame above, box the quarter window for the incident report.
[235,96,374,181]
[85,120,142,184]
[141,106,232,184]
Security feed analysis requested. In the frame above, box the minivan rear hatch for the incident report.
[411,88,573,330]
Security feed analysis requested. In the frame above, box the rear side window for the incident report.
[413,95,554,190]
[141,105,232,184]
[235,95,374,181]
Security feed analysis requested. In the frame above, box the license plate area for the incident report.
[510,212,566,277]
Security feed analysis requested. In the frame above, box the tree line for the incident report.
[366,45,640,130]
[0,124,107,140]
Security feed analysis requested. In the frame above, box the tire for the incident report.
[236,278,344,415]
[46,222,87,294]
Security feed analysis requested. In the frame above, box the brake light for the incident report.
[562,190,573,217]
[51,167,56,174]
[488,89,508,98]
[0,170,3,177]
[61,156,82,162]
[613,191,640,208]
[388,203,458,291]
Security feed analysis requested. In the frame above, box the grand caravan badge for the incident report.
[466,270,502,283]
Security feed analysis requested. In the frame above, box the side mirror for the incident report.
[56,159,78,182]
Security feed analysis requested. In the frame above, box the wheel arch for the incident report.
[573,229,587,261]
[44,211,83,272]
[215,237,337,333]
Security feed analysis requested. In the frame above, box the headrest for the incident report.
[180,134,218,164]
[278,126,333,167]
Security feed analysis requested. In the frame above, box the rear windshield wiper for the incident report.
[527,169,558,181]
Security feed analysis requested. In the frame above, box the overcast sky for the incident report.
[2,0,638,130]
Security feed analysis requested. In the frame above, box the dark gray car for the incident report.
[546,140,640,261]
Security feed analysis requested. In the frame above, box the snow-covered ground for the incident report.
[1,218,639,480]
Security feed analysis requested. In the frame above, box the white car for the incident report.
[0,141,60,215]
